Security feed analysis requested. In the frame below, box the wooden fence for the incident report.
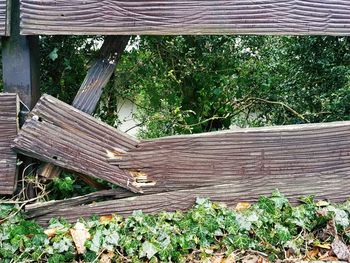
[0,0,350,223]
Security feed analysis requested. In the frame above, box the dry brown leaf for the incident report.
[70,222,91,254]
[242,255,259,263]
[316,200,330,207]
[44,227,61,238]
[331,236,350,261]
[235,202,251,211]
[257,257,269,263]
[305,248,319,259]
[315,243,331,250]
[99,251,115,263]
[99,215,114,224]
[222,253,236,263]
[206,255,224,263]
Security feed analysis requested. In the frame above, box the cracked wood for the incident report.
[110,121,350,193]
[12,95,141,193]
[0,93,19,194]
[21,0,350,36]
[39,35,130,179]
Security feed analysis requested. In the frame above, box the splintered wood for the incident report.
[0,93,19,194]
[39,35,130,179]
[12,95,142,193]
[110,122,350,194]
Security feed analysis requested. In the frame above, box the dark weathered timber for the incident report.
[0,93,19,194]
[0,0,10,35]
[39,36,130,179]
[72,36,130,114]
[33,179,350,225]
[3,0,39,108]
[110,121,350,193]
[25,188,138,219]
[21,0,350,36]
[12,95,141,193]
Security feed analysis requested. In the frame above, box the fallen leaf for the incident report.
[242,255,259,263]
[235,202,251,211]
[331,236,350,261]
[99,251,115,263]
[44,227,61,238]
[257,257,269,263]
[70,222,91,254]
[316,200,329,207]
[99,215,114,224]
[207,255,224,263]
[315,243,331,249]
[305,248,319,259]
[327,219,338,237]
[222,253,236,263]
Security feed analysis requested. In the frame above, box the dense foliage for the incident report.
[1,191,349,262]
[102,36,350,138]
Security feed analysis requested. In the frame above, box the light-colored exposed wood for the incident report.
[110,121,350,193]
[12,95,141,193]
[0,93,19,194]
[21,0,350,36]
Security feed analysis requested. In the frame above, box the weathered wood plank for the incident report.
[39,36,130,180]
[0,93,19,195]
[3,0,39,108]
[72,35,130,114]
[12,95,142,193]
[32,177,350,225]
[20,0,350,36]
[25,188,138,219]
[0,0,10,36]
[110,121,350,193]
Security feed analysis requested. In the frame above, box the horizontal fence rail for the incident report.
[20,0,350,35]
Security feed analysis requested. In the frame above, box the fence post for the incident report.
[2,0,40,198]
[2,0,39,109]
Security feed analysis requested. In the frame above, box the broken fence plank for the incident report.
[12,95,141,193]
[32,177,350,225]
[20,0,350,36]
[39,35,130,180]
[25,188,138,219]
[0,93,19,194]
[110,121,350,194]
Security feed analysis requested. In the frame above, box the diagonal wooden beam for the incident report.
[12,95,141,193]
[39,35,130,180]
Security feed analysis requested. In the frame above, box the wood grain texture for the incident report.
[20,0,350,36]
[110,121,350,193]
[0,93,19,194]
[39,36,130,180]
[0,0,10,35]
[33,178,350,225]
[72,36,130,114]
[25,188,138,219]
[12,95,141,193]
